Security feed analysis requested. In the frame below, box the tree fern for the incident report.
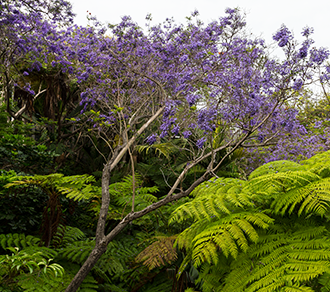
[171,150,330,292]
[223,223,330,292]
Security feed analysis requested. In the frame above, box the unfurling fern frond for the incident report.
[0,233,40,250]
[136,235,177,270]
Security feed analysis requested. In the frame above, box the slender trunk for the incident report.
[128,146,136,212]
[65,107,166,291]
[64,244,107,292]
[64,176,207,292]
[65,214,132,292]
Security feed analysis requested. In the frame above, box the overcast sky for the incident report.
[69,0,330,50]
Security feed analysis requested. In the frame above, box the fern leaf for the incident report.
[0,233,40,250]
[249,160,303,179]
[136,235,177,270]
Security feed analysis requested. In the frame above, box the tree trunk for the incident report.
[64,243,107,292]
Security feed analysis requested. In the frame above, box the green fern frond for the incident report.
[245,171,320,194]
[191,177,245,198]
[187,164,207,177]
[0,233,40,250]
[136,142,178,159]
[195,260,229,292]
[21,246,58,259]
[188,212,272,266]
[17,267,98,292]
[170,193,227,223]
[301,150,330,178]
[169,178,252,224]
[59,240,95,264]
[5,174,96,201]
[223,224,330,292]
[280,285,315,292]
[51,225,86,248]
[271,178,330,216]
[319,272,330,292]
[249,160,303,179]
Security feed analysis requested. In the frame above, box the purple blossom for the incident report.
[310,47,330,65]
[292,79,303,91]
[146,134,157,145]
[171,125,180,135]
[183,130,192,139]
[196,137,207,149]
[3,1,329,181]
[301,27,314,37]
[273,25,292,47]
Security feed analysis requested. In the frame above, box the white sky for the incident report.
[69,0,330,50]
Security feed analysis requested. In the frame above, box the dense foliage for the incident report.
[2,0,330,291]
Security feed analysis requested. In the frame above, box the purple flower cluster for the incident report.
[273,25,293,47]
[301,27,314,37]
[196,137,207,149]
[146,134,158,145]
[2,1,330,158]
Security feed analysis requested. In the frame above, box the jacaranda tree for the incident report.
[0,0,74,119]
[1,1,330,291]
